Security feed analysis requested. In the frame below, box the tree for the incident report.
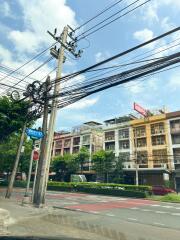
[0,133,33,175]
[75,146,89,173]
[51,154,79,181]
[92,150,115,183]
[112,155,124,183]
[0,96,30,142]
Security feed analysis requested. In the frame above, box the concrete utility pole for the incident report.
[32,77,50,206]
[5,122,27,198]
[133,128,139,186]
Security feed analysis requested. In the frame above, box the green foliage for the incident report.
[149,193,180,203]
[0,96,31,142]
[75,146,90,173]
[51,154,79,181]
[0,133,33,174]
[92,150,115,182]
[47,181,151,198]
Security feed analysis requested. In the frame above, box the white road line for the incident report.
[106,213,115,217]
[162,206,173,209]
[171,213,180,216]
[89,211,99,214]
[76,209,82,211]
[175,207,180,210]
[153,222,165,226]
[141,209,151,212]
[155,211,167,214]
[151,204,161,207]
[130,207,139,210]
[128,218,137,221]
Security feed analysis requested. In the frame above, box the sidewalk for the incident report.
[0,197,109,240]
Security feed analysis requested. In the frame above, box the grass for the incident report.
[148,193,180,203]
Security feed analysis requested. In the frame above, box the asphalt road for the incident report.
[1,188,180,240]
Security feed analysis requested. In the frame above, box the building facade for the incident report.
[52,110,180,187]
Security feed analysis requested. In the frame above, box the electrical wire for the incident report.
[77,0,151,41]
[74,0,124,31]
[0,42,56,83]
[1,57,53,94]
[50,27,180,86]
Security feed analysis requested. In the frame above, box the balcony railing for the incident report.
[171,127,180,134]
[105,136,115,141]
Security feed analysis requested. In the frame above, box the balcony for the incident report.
[73,137,80,146]
[105,131,115,141]
[119,140,129,150]
[119,129,129,140]
[105,142,115,151]
[64,140,71,148]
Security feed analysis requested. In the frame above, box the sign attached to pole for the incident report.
[134,102,147,117]
[25,128,44,140]
[33,150,39,161]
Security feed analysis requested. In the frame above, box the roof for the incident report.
[104,115,134,124]
[166,111,180,119]
[83,121,102,126]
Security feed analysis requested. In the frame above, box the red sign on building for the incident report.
[134,102,147,117]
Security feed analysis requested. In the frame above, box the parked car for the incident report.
[152,185,176,195]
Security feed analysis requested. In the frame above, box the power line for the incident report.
[51,27,180,86]
[77,0,141,39]
[75,0,124,31]
[77,0,151,41]
[2,57,53,95]
[0,43,56,83]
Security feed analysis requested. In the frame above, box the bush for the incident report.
[0,180,33,188]
[47,181,151,198]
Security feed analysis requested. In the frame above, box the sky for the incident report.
[0,0,180,131]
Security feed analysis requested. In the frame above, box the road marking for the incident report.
[89,211,99,214]
[175,207,180,210]
[76,209,82,211]
[151,204,161,207]
[155,211,167,214]
[153,222,165,226]
[171,213,180,216]
[128,218,137,221]
[162,206,173,209]
[130,207,139,210]
[106,213,115,217]
[141,209,151,212]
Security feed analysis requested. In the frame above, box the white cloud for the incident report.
[65,97,99,110]
[133,28,154,43]
[168,75,180,91]
[95,51,110,63]
[8,0,77,54]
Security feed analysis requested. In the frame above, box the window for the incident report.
[82,135,90,144]
[73,137,80,145]
[152,149,168,164]
[64,139,71,148]
[172,135,180,144]
[136,138,147,147]
[105,142,115,150]
[105,131,115,141]
[64,148,70,154]
[55,149,61,156]
[55,140,62,148]
[73,146,79,153]
[134,126,146,137]
[137,151,148,164]
[119,140,129,149]
[173,148,180,164]
[119,152,130,162]
[151,122,165,135]
[171,119,180,130]
[152,135,166,145]
[119,129,129,139]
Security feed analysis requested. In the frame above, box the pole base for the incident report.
[22,196,31,205]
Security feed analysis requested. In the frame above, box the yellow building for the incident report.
[129,114,172,185]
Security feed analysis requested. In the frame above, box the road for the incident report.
[1,188,180,240]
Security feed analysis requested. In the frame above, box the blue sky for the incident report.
[0,0,180,131]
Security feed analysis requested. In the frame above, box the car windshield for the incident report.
[0,1,180,240]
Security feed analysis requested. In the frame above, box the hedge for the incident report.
[0,181,151,198]
[47,182,151,198]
